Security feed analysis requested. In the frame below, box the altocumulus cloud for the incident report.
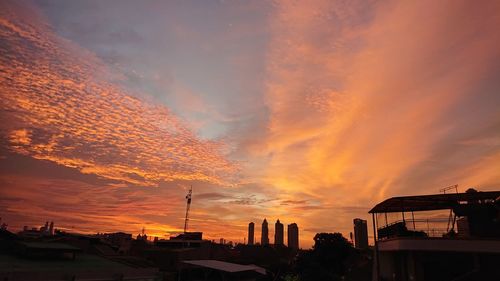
[0,1,239,187]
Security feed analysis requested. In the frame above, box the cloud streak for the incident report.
[244,0,500,242]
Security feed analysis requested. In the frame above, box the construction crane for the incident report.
[183,186,192,233]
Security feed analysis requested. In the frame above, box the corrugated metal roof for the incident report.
[182,260,266,274]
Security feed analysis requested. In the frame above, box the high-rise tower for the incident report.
[353,218,368,249]
[248,222,255,245]
[275,219,284,246]
[261,219,269,245]
[287,223,299,250]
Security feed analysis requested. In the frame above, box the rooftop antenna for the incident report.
[439,184,458,194]
[439,184,459,233]
[183,186,193,233]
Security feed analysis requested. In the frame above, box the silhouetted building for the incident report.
[38,221,54,236]
[170,232,203,241]
[49,221,54,235]
[353,218,369,249]
[155,238,210,250]
[137,233,148,241]
[287,223,299,250]
[248,222,255,245]
[274,219,284,246]
[261,219,269,245]
[99,232,132,254]
[18,220,55,238]
[369,190,500,281]
[0,239,158,280]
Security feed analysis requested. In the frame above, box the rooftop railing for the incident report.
[376,218,456,240]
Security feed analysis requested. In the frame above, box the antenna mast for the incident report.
[439,184,458,194]
[183,186,193,233]
[439,184,459,232]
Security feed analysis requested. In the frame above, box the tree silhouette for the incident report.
[295,233,354,281]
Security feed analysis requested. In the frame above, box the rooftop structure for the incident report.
[170,232,203,241]
[0,231,159,281]
[369,189,500,281]
[0,253,159,280]
[156,238,209,249]
[18,221,56,238]
[17,241,81,260]
[369,191,500,213]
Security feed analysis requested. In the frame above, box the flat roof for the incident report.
[19,242,81,251]
[182,260,265,275]
[369,191,500,213]
[0,253,151,272]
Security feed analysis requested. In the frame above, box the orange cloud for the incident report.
[244,0,500,243]
[0,174,185,238]
[1,0,499,249]
[0,2,238,187]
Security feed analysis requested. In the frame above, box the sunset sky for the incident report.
[1,0,500,248]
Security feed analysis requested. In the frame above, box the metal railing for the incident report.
[377,218,454,239]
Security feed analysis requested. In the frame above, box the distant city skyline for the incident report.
[1,0,500,249]
[247,219,298,249]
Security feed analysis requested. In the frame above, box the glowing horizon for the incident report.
[1,0,500,248]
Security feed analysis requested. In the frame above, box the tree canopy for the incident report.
[295,232,354,281]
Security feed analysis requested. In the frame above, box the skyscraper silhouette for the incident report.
[287,223,299,250]
[248,222,255,245]
[261,219,269,245]
[353,218,368,249]
[274,219,284,246]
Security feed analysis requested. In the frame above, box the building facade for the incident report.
[261,219,269,245]
[353,218,369,249]
[248,222,254,245]
[274,219,284,246]
[287,223,299,250]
